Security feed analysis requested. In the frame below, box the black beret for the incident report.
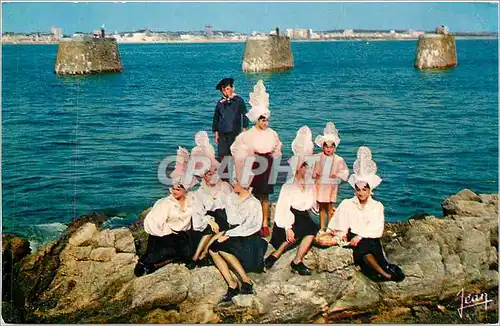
[216,78,234,90]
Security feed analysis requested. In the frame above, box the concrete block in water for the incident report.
[242,35,294,72]
[55,38,123,75]
[414,34,457,70]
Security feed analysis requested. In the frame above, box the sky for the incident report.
[2,2,498,34]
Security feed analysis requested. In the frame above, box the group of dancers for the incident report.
[134,79,404,303]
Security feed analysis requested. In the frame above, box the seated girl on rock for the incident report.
[187,131,234,269]
[264,126,319,276]
[322,146,405,282]
[134,147,197,277]
[208,168,268,302]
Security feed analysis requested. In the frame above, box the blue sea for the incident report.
[2,40,498,248]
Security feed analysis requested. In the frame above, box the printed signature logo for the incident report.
[456,288,493,319]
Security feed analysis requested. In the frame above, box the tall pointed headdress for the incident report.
[348,146,382,190]
[170,146,197,189]
[288,126,314,169]
[190,131,220,177]
[246,80,271,123]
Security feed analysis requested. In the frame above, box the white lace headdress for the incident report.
[246,80,271,123]
[170,146,198,190]
[288,126,314,169]
[314,122,341,148]
[190,131,220,176]
[347,146,382,190]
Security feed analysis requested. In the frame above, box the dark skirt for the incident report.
[210,233,268,273]
[270,207,319,249]
[347,231,390,279]
[189,209,233,251]
[140,232,192,265]
[251,153,274,196]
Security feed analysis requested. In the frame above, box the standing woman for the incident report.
[327,146,405,282]
[134,147,198,277]
[264,126,319,275]
[230,80,282,237]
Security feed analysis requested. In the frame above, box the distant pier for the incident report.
[414,33,457,70]
[55,37,123,75]
[242,33,294,72]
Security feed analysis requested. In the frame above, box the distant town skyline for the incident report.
[2,2,498,34]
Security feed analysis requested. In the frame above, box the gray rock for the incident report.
[89,247,116,262]
[92,229,115,248]
[68,223,98,247]
[442,189,497,217]
[16,190,498,324]
[112,228,135,253]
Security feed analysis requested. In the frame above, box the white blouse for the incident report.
[144,193,195,237]
[191,179,233,232]
[274,181,317,230]
[327,196,385,238]
[231,126,282,158]
[223,193,263,237]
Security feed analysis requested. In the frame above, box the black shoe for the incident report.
[240,282,253,295]
[264,255,278,270]
[291,261,312,276]
[220,286,240,302]
[185,260,197,270]
[134,261,154,277]
[387,264,405,282]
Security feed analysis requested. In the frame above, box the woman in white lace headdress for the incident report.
[134,146,198,277]
[264,126,319,276]
[186,131,234,269]
[313,122,349,231]
[230,80,282,237]
[325,146,405,282]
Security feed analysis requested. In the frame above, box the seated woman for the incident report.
[208,182,267,302]
[187,131,234,269]
[264,126,319,276]
[326,146,405,282]
[134,147,197,277]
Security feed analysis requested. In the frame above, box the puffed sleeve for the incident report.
[144,198,173,237]
[334,156,349,182]
[327,199,349,237]
[230,132,254,183]
[274,184,295,230]
[271,129,282,159]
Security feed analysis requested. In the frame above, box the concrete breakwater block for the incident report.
[414,34,457,70]
[242,35,294,72]
[55,37,123,75]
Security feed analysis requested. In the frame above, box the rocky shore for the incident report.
[2,189,498,323]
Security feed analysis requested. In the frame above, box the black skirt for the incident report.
[270,207,319,249]
[140,232,192,265]
[210,233,267,273]
[251,153,274,196]
[347,231,390,279]
[189,209,234,252]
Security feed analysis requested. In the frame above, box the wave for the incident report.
[26,222,68,252]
